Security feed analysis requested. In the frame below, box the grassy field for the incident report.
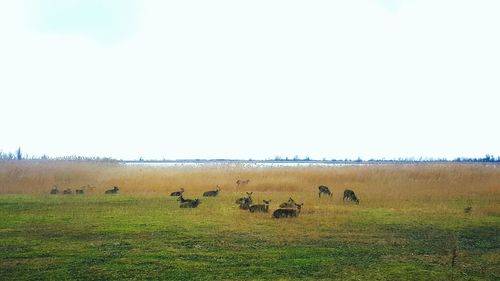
[0,161,499,280]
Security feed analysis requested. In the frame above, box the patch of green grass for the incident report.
[0,195,499,280]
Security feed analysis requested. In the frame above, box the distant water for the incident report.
[122,161,369,167]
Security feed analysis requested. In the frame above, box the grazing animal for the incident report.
[180,199,201,208]
[464,206,472,214]
[105,186,120,194]
[236,179,250,187]
[235,192,253,205]
[272,203,303,218]
[343,189,359,204]
[177,195,195,203]
[203,185,221,197]
[249,200,271,213]
[50,185,59,194]
[75,189,84,194]
[63,188,72,195]
[279,197,297,208]
[170,188,185,197]
[318,185,333,198]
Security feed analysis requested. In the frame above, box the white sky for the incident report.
[1,0,499,160]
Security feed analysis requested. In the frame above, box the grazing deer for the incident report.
[63,188,73,195]
[75,189,84,194]
[343,189,359,204]
[249,200,271,213]
[105,186,120,194]
[318,185,333,198]
[236,179,250,187]
[170,188,185,197]
[279,197,297,208]
[235,192,253,205]
[203,185,221,197]
[177,195,195,203]
[50,185,59,195]
[180,199,201,208]
[272,203,303,218]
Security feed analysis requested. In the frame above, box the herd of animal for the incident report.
[168,184,360,219]
[48,181,360,219]
[49,185,119,195]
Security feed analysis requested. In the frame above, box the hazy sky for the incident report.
[1,0,499,160]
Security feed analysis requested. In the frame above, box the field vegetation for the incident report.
[0,161,499,280]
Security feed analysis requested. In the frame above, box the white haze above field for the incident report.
[0,0,499,160]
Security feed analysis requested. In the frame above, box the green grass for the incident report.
[0,194,499,281]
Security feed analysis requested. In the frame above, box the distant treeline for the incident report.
[0,148,116,162]
[1,148,499,163]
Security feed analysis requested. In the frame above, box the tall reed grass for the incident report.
[1,161,498,205]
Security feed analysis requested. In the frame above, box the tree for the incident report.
[16,147,22,160]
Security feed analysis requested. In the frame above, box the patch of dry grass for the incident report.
[1,161,499,200]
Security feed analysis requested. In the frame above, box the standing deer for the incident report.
[343,189,359,204]
[318,185,333,198]
[203,185,221,197]
[170,188,185,197]
[249,200,271,213]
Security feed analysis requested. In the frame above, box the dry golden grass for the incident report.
[1,160,499,215]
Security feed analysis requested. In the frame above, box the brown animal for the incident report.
[203,185,221,197]
[105,186,119,194]
[464,206,472,214]
[177,195,195,203]
[75,189,84,194]
[279,197,297,208]
[170,188,185,197]
[343,189,359,204]
[63,188,72,195]
[50,185,59,194]
[272,203,303,218]
[239,199,252,210]
[236,179,250,187]
[249,200,271,213]
[235,192,253,205]
[318,185,333,198]
[180,199,201,208]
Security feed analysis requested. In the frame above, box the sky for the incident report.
[0,0,499,160]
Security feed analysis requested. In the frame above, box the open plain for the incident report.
[0,161,499,280]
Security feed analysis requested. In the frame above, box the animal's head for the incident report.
[288,197,295,203]
[246,192,253,197]
[114,186,120,191]
[216,186,221,191]
[296,203,304,210]
[194,199,201,205]
[180,188,185,192]
[263,200,271,205]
